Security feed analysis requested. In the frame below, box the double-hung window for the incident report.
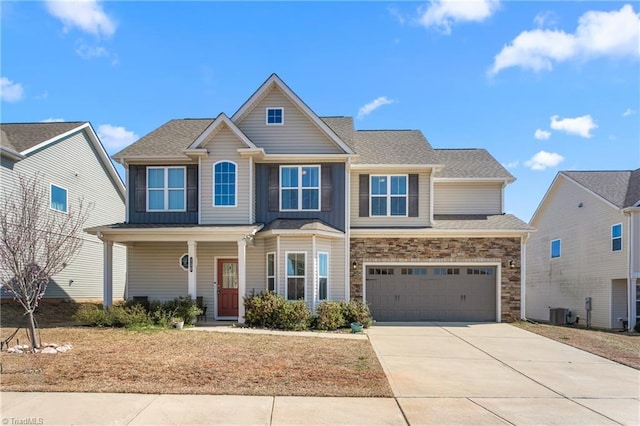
[318,253,328,301]
[280,166,320,211]
[551,239,561,258]
[286,252,305,300]
[50,184,68,213]
[267,252,276,293]
[370,175,407,216]
[213,161,237,207]
[147,167,186,211]
[612,224,622,252]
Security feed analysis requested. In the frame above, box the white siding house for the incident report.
[0,122,126,301]
[526,170,640,329]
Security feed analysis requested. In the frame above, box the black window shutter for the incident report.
[321,165,332,212]
[134,166,146,213]
[409,174,419,217]
[268,165,279,212]
[359,174,369,217]
[187,165,198,212]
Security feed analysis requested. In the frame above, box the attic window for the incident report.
[266,108,283,125]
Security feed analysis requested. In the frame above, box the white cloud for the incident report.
[41,118,65,122]
[417,0,500,34]
[534,129,551,140]
[45,0,116,38]
[75,42,109,59]
[524,150,564,171]
[623,108,636,117]
[97,124,138,152]
[357,96,395,119]
[550,114,597,138]
[489,5,640,75]
[533,10,558,28]
[503,160,519,169]
[1,77,25,102]
[388,6,406,25]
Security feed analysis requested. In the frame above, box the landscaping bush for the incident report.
[244,292,311,330]
[314,301,346,331]
[73,304,112,326]
[343,300,373,328]
[109,303,151,327]
[160,296,202,325]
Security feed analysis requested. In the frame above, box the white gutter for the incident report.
[521,232,531,320]
[345,157,352,301]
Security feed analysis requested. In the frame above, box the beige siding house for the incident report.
[526,170,640,329]
[0,122,126,300]
[88,74,532,323]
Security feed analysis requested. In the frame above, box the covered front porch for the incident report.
[86,224,264,323]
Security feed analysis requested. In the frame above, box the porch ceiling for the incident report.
[85,223,264,243]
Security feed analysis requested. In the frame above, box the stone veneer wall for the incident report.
[350,237,522,322]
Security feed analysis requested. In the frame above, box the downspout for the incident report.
[429,170,434,224]
[198,156,202,224]
[626,210,635,328]
[124,162,130,223]
[521,232,531,320]
[345,157,351,301]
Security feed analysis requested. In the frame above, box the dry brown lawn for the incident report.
[0,302,391,396]
[513,321,640,370]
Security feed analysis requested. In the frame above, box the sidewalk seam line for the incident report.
[125,393,161,425]
[467,397,515,425]
[393,398,410,426]
[269,395,275,426]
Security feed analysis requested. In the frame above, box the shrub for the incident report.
[109,303,151,328]
[343,300,373,328]
[314,301,346,330]
[244,292,311,330]
[73,304,111,326]
[634,320,640,333]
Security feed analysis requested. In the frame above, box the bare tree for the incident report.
[0,173,91,349]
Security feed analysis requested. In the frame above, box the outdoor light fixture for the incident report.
[508,260,516,269]
[352,260,358,270]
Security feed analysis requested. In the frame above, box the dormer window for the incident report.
[266,108,283,125]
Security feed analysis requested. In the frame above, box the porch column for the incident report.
[237,238,247,324]
[103,240,113,308]
[188,240,197,299]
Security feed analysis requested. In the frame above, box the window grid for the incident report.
[147,166,186,212]
[318,252,328,301]
[280,165,320,211]
[266,108,283,125]
[612,224,622,252]
[401,268,427,275]
[370,175,408,216]
[286,252,305,301]
[213,161,237,207]
[50,184,68,213]
[467,268,493,275]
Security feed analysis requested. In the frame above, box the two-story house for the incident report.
[88,74,533,323]
[526,170,640,329]
[1,122,127,300]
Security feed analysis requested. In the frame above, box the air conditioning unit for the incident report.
[549,308,569,325]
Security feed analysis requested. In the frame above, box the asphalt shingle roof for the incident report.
[113,119,213,159]
[432,214,534,231]
[562,169,640,209]
[434,149,514,180]
[0,122,86,153]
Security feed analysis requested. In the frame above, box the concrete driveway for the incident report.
[367,322,640,425]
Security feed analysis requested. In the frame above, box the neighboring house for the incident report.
[0,122,127,301]
[88,74,532,323]
[526,170,640,329]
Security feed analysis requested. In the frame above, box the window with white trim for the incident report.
[267,252,276,293]
[280,166,320,211]
[370,175,407,216]
[50,184,68,213]
[213,161,237,207]
[266,107,283,125]
[551,239,561,258]
[612,224,622,252]
[318,252,328,301]
[286,253,305,300]
[147,166,186,211]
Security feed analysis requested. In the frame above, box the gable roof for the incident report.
[231,74,354,155]
[434,149,515,181]
[1,122,86,153]
[188,113,257,150]
[562,169,640,209]
[113,119,213,160]
[0,121,125,198]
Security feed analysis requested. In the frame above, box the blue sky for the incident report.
[1,1,638,222]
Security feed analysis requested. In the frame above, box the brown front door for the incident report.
[217,259,238,317]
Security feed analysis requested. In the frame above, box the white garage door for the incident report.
[365,266,497,322]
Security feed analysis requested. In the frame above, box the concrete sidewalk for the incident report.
[0,392,406,425]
